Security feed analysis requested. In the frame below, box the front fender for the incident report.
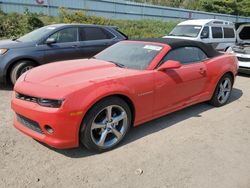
[66,81,137,142]
[68,81,137,118]
[4,47,44,77]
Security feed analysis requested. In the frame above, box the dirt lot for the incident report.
[0,74,250,188]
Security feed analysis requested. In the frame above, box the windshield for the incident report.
[94,42,163,70]
[239,26,250,41]
[18,25,58,42]
[169,25,202,38]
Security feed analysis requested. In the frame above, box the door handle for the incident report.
[199,68,206,75]
[71,45,79,48]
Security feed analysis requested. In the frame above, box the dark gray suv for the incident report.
[0,24,128,84]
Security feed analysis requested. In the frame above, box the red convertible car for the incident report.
[11,38,238,152]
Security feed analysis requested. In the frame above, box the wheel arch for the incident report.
[6,58,39,83]
[223,71,234,84]
[83,94,136,126]
[210,71,235,99]
[77,93,136,145]
[112,94,136,125]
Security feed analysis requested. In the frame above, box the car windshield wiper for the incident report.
[177,34,195,37]
[90,57,125,68]
[107,60,126,68]
[12,38,21,42]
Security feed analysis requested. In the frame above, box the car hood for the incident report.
[0,39,35,49]
[24,59,129,87]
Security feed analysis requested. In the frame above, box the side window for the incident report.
[196,47,208,60]
[212,27,223,38]
[79,27,114,41]
[49,28,77,43]
[200,26,209,39]
[160,47,208,65]
[223,27,235,38]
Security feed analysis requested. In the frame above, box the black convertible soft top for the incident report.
[136,38,221,58]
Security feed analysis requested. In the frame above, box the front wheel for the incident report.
[80,97,132,152]
[209,74,233,107]
[10,60,36,85]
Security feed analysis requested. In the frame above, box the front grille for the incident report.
[239,66,250,70]
[16,114,44,134]
[237,57,250,62]
[16,93,38,103]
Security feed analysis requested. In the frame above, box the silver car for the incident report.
[227,23,250,74]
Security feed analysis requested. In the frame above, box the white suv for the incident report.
[164,19,236,51]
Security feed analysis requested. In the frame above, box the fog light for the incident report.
[44,125,54,134]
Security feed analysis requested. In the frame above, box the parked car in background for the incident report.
[163,19,236,51]
[227,23,250,74]
[11,38,238,152]
[0,24,128,85]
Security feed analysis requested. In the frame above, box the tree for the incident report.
[181,0,201,10]
[128,0,250,17]
[237,0,250,16]
[24,9,44,32]
[199,0,238,15]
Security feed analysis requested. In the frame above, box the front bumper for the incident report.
[0,66,6,84]
[235,54,250,74]
[11,93,83,149]
[238,66,250,74]
[0,54,9,84]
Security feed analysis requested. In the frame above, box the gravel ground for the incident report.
[0,74,250,188]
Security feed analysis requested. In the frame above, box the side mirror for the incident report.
[45,38,56,44]
[157,60,182,71]
[200,31,209,39]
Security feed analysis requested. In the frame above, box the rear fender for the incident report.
[206,54,237,97]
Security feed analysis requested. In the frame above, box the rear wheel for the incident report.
[80,97,132,152]
[209,74,233,107]
[10,60,36,85]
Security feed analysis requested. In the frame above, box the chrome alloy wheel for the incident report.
[217,77,232,104]
[90,105,128,148]
[20,66,34,75]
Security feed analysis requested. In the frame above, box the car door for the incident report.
[154,47,208,116]
[78,26,117,58]
[43,27,82,63]
[209,26,225,50]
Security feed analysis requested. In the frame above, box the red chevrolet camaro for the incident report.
[11,38,238,152]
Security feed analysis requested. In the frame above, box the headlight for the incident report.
[37,98,64,108]
[0,48,8,55]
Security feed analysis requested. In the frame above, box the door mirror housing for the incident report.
[157,60,182,71]
[200,31,209,39]
[45,38,56,45]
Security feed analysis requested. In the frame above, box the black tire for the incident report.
[209,73,233,107]
[80,97,132,152]
[10,60,36,85]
